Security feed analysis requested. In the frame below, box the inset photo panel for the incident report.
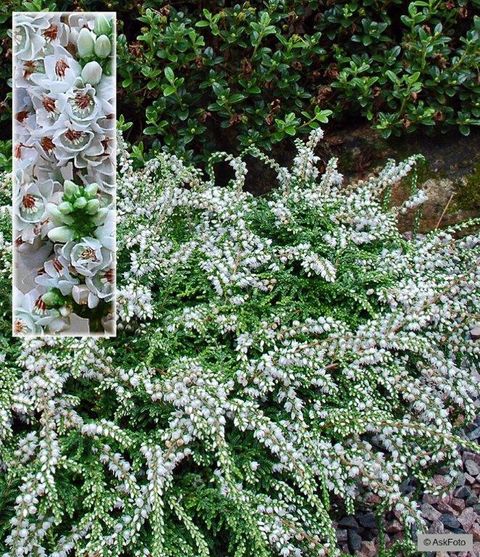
[12,12,116,336]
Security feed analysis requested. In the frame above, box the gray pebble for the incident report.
[440,515,462,530]
[358,512,377,530]
[347,529,363,552]
[464,459,480,477]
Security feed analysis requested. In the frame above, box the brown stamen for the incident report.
[43,24,59,41]
[16,110,29,123]
[65,129,83,142]
[23,61,36,79]
[22,194,36,209]
[104,269,114,283]
[14,319,26,334]
[55,59,69,78]
[53,259,63,272]
[81,247,98,261]
[75,92,92,110]
[14,144,23,159]
[34,297,47,312]
[41,137,55,153]
[42,96,56,113]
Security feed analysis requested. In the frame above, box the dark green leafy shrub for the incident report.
[118,0,480,158]
[1,0,479,167]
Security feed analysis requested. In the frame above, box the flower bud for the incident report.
[61,215,75,226]
[72,284,90,305]
[94,35,111,58]
[46,203,64,224]
[81,61,103,85]
[42,290,63,307]
[94,15,112,36]
[73,196,87,209]
[86,199,100,215]
[84,183,99,197]
[58,201,74,214]
[48,226,75,243]
[64,180,80,198]
[77,28,95,58]
[93,207,109,225]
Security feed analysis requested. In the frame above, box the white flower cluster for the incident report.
[12,13,115,336]
[1,130,479,556]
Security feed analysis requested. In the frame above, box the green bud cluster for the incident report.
[47,180,108,242]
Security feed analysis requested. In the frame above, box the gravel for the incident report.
[335,415,480,556]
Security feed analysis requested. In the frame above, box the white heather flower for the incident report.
[15,179,58,243]
[13,14,49,60]
[65,82,104,125]
[61,237,112,278]
[86,267,115,306]
[13,287,69,335]
[30,46,81,93]
[35,253,80,296]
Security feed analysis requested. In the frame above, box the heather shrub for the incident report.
[1,131,479,556]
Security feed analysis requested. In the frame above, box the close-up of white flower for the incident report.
[13,287,69,334]
[30,45,81,94]
[61,237,112,277]
[15,179,59,243]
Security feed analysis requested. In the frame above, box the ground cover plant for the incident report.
[0,130,479,555]
[1,0,480,167]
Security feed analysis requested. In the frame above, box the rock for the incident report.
[433,474,450,488]
[458,508,478,531]
[469,522,480,542]
[470,326,480,341]
[336,529,348,542]
[362,530,376,542]
[440,514,461,530]
[364,493,381,506]
[359,540,377,557]
[450,497,466,513]
[467,426,480,440]
[436,500,456,514]
[386,520,403,535]
[465,473,476,485]
[339,516,359,529]
[454,486,472,500]
[347,529,363,552]
[429,520,445,534]
[463,452,480,465]
[358,512,377,530]
[466,494,479,506]
[421,503,442,522]
[465,459,480,477]
[422,493,439,505]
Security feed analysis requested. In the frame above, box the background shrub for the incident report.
[1,0,480,166]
